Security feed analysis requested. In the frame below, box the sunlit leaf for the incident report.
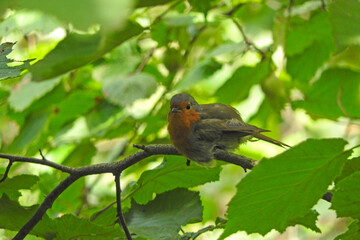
[221,138,350,238]
[293,69,360,119]
[216,60,269,104]
[29,21,143,80]
[8,77,61,112]
[335,157,360,183]
[20,0,133,32]
[0,42,33,80]
[329,0,360,49]
[102,73,157,107]
[331,172,360,219]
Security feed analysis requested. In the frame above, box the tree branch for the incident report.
[114,172,132,240]
[0,153,74,174]
[0,158,13,183]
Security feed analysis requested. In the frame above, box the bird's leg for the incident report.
[186,159,191,166]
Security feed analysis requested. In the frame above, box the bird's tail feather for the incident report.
[252,132,290,148]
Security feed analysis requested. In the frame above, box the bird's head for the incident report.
[169,93,198,114]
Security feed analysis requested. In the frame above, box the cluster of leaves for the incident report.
[0,0,359,239]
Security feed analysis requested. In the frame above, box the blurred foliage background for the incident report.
[0,0,359,239]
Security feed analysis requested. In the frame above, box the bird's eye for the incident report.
[186,104,191,110]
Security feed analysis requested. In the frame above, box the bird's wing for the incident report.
[194,118,290,148]
[199,104,243,120]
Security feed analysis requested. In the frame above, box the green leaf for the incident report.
[335,157,360,183]
[131,157,221,204]
[0,42,33,80]
[330,45,360,71]
[126,188,203,240]
[293,69,360,119]
[174,59,221,90]
[285,12,332,56]
[221,138,350,238]
[51,214,124,240]
[20,0,133,32]
[288,210,320,233]
[287,40,334,86]
[329,0,360,49]
[215,60,270,104]
[0,9,66,36]
[49,90,99,132]
[0,194,54,239]
[102,72,157,107]
[335,220,360,240]
[331,172,360,219]
[6,111,50,153]
[0,174,39,200]
[61,142,96,167]
[8,77,61,112]
[29,21,143,81]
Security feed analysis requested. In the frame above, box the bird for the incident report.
[167,93,289,166]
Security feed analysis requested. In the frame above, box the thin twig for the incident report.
[91,201,116,221]
[337,86,352,118]
[321,0,326,11]
[288,0,294,16]
[0,159,13,183]
[151,0,184,26]
[183,25,207,61]
[39,149,46,160]
[114,172,132,240]
[136,47,156,73]
[0,153,74,173]
[224,3,243,16]
[231,17,266,60]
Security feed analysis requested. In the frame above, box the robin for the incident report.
[167,93,289,166]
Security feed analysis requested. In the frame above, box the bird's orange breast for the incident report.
[168,109,200,155]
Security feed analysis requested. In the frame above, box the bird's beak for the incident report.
[170,107,181,113]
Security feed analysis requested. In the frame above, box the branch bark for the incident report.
[114,172,132,240]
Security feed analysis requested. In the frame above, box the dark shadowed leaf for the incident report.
[0,174,39,200]
[0,195,54,239]
[126,188,203,240]
[132,156,221,204]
